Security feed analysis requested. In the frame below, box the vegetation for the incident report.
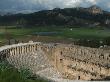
[0,26,110,47]
[0,6,110,27]
[0,27,110,39]
[0,60,49,82]
[0,5,110,82]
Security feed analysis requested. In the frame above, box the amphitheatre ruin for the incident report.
[0,41,110,81]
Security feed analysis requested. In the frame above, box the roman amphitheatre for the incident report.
[0,41,110,81]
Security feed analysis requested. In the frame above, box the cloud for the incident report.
[0,0,110,13]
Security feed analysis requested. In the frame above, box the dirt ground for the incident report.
[0,35,74,47]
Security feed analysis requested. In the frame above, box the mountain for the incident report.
[0,10,16,16]
[0,11,8,16]
[0,9,37,16]
[0,5,110,27]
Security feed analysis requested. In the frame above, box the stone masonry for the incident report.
[0,42,110,81]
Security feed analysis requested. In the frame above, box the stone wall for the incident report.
[0,42,110,81]
[54,44,110,80]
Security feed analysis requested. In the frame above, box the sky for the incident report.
[0,0,110,13]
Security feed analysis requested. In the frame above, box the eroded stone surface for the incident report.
[0,42,110,81]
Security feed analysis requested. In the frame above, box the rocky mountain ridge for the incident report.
[0,5,110,27]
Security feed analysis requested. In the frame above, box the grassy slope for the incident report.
[0,61,48,82]
[0,26,110,46]
[62,28,110,39]
[0,27,110,39]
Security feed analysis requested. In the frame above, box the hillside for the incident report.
[0,5,110,27]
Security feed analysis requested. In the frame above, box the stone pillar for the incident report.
[32,45,34,52]
[28,45,29,52]
[33,45,35,51]
[35,44,37,51]
[17,47,19,54]
[22,46,24,54]
[20,46,22,54]
[25,46,27,53]
[5,49,8,58]
[13,48,15,55]
[29,45,31,52]
[31,45,33,51]
[19,46,20,54]
[12,48,15,56]
[31,45,33,52]
[26,46,28,53]
[24,46,26,53]
[19,47,21,54]
[14,47,17,55]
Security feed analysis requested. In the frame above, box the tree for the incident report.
[17,18,27,28]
